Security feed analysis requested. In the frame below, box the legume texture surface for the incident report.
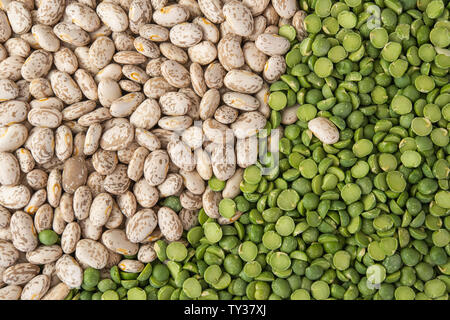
[0,0,448,301]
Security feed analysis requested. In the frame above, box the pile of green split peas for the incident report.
[73,0,450,300]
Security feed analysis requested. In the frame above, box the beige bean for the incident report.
[181,126,203,150]
[202,186,221,218]
[88,36,115,69]
[153,5,189,27]
[117,191,137,218]
[26,170,48,190]
[0,206,10,228]
[73,186,92,220]
[195,148,213,180]
[0,240,19,268]
[53,22,90,47]
[113,51,146,65]
[126,208,157,243]
[129,0,152,34]
[158,115,192,131]
[0,56,24,81]
[198,0,224,24]
[92,149,117,175]
[308,117,340,144]
[60,222,80,254]
[137,243,156,263]
[110,92,145,118]
[0,152,20,186]
[41,282,70,300]
[96,2,128,32]
[143,150,169,187]
[189,62,207,98]
[178,170,204,196]
[159,42,188,64]
[7,1,32,35]
[199,88,220,120]
[118,259,144,273]
[47,169,62,208]
[122,65,149,85]
[231,111,266,139]
[25,127,54,164]
[217,34,244,71]
[236,135,258,168]
[170,22,203,48]
[180,191,202,211]
[95,63,122,82]
[2,262,39,285]
[167,140,196,172]
[243,0,270,16]
[193,17,219,43]
[23,189,46,215]
[100,120,134,151]
[20,274,50,300]
[112,31,135,51]
[105,202,123,229]
[224,69,263,94]
[37,0,65,26]
[179,0,202,17]
[75,239,108,269]
[209,143,236,181]
[129,100,160,134]
[135,128,161,151]
[157,206,182,241]
[52,207,66,235]
[0,100,28,126]
[159,92,191,116]
[161,60,190,88]
[0,185,31,210]
[272,0,298,19]
[54,125,73,162]
[27,107,62,129]
[5,38,30,59]
[223,1,254,37]
[256,84,271,118]
[256,33,290,56]
[9,211,37,253]
[133,178,159,208]
[143,77,176,99]
[0,11,12,43]
[55,254,82,288]
[223,92,260,111]
[79,217,102,241]
[62,157,88,194]
[202,118,233,145]
[0,284,22,300]
[243,41,268,73]
[74,69,98,101]
[263,55,286,83]
[214,105,238,124]
[65,2,101,32]
[21,50,53,81]
[34,204,53,233]
[157,173,183,198]
[139,23,169,42]
[31,24,60,52]
[89,192,113,227]
[0,79,19,102]
[101,229,138,255]
[103,164,130,195]
[49,71,82,105]
[53,47,78,74]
